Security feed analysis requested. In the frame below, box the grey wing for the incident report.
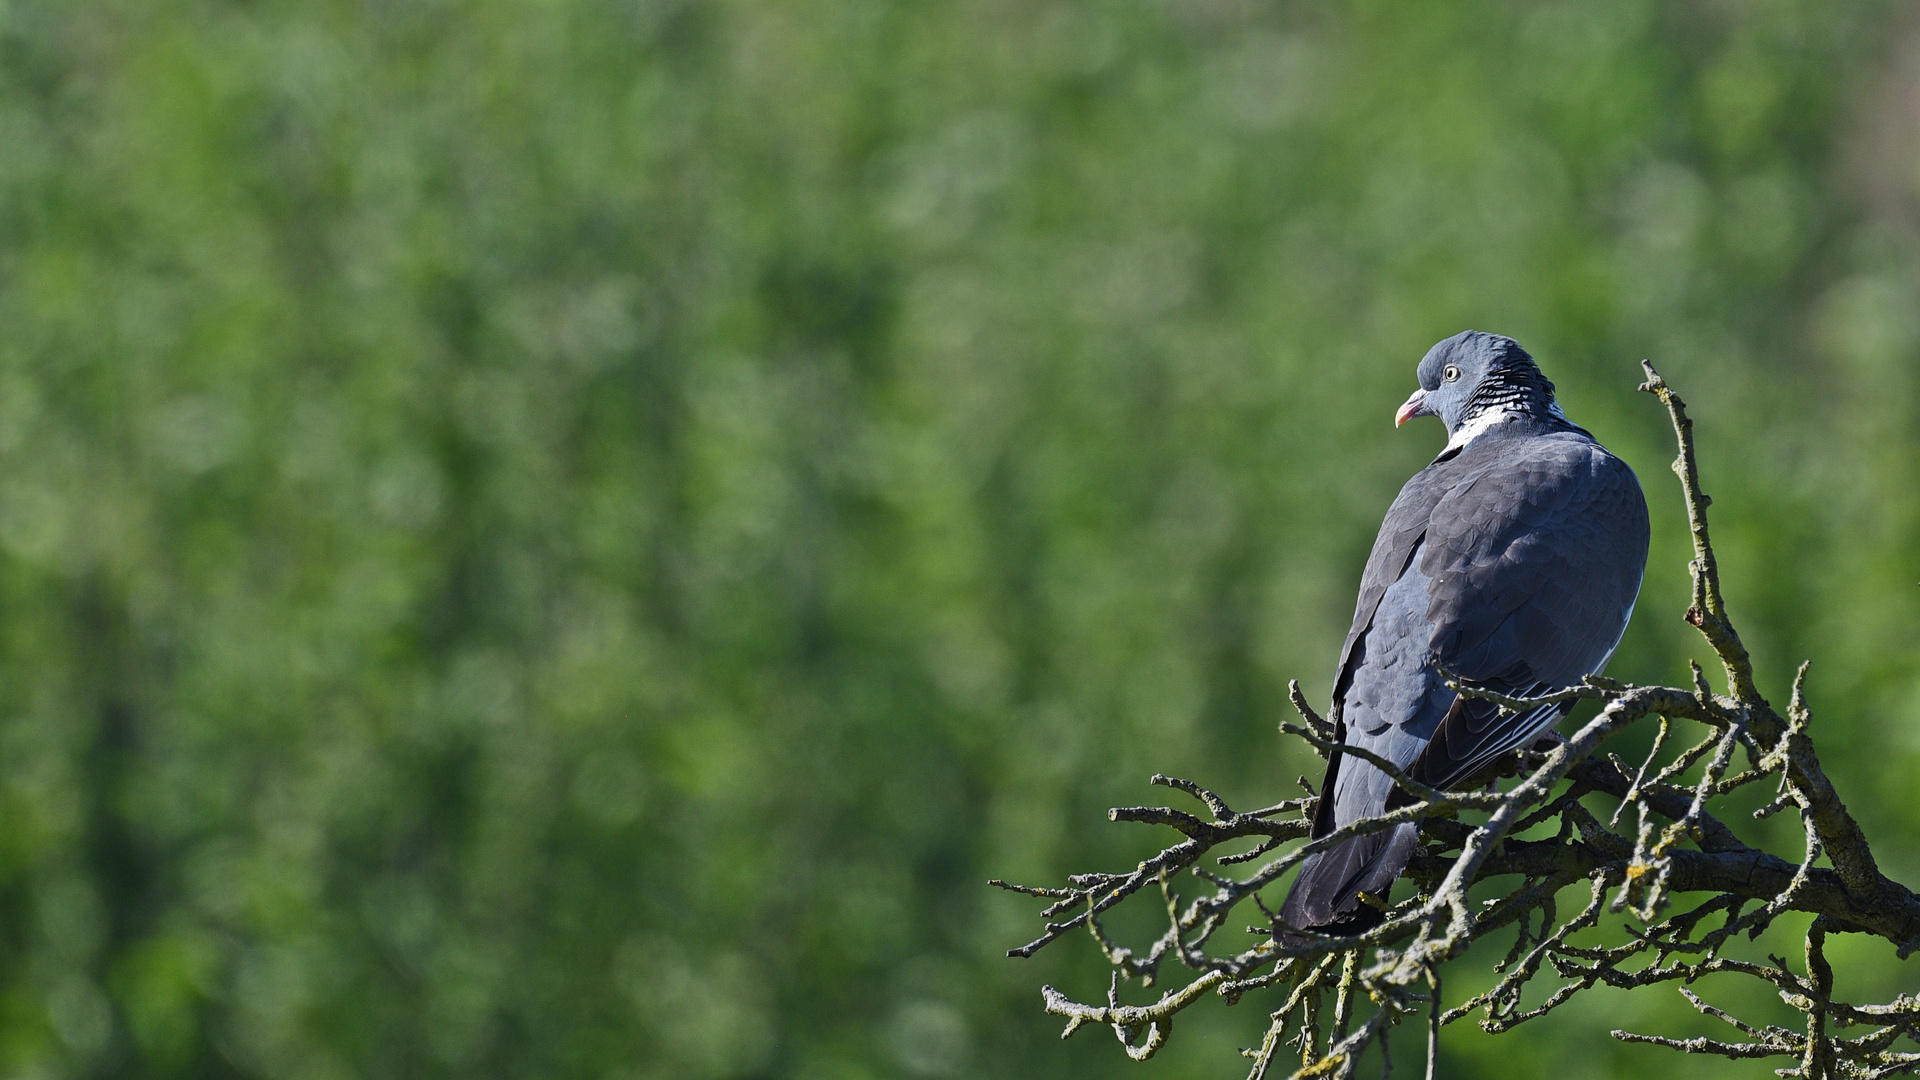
[1309,469,1455,840]
[1329,472,1448,704]
[1326,541,1453,828]
[1409,439,1649,790]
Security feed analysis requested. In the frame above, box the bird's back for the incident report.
[1280,421,1647,937]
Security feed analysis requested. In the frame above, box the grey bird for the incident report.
[1277,331,1648,940]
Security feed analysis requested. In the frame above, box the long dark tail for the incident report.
[1276,823,1419,944]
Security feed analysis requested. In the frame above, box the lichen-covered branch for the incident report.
[995,364,1920,1079]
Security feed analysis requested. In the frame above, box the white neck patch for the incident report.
[1444,407,1518,452]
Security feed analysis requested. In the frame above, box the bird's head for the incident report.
[1395,330,1560,434]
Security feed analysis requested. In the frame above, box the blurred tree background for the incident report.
[0,1,1916,1078]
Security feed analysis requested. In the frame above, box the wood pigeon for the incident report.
[1277,331,1649,939]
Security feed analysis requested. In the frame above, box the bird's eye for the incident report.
[1443,365,1461,382]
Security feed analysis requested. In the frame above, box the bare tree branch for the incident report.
[995,363,1920,1078]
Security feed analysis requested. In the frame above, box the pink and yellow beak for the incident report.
[1395,389,1432,427]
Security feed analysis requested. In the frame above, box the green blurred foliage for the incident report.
[0,1,1914,1078]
